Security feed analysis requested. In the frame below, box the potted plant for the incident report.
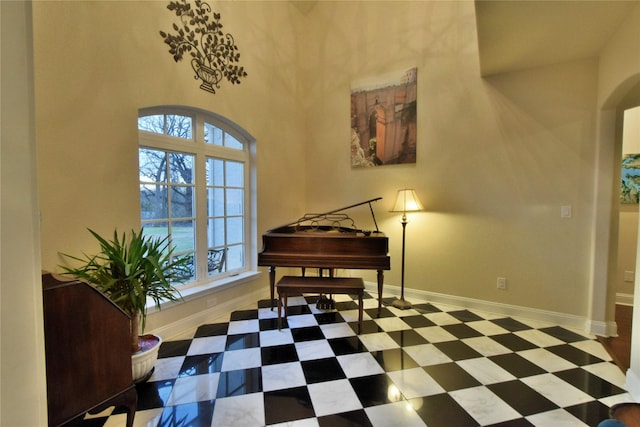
[60,228,191,381]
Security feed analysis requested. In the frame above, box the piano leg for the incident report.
[377,270,383,313]
[269,266,276,310]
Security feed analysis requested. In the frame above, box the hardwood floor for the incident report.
[598,304,633,372]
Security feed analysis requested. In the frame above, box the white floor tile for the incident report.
[307,379,362,417]
[451,386,521,425]
[210,392,265,427]
[337,352,385,378]
[387,367,446,398]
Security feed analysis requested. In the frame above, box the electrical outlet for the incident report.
[497,277,507,290]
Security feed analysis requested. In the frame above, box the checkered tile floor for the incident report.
[79,291,633,426]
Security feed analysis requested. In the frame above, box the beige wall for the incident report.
[4,0,640,420]
[29,0,640,335]
[302,1,598,316]
[32,1,308,328]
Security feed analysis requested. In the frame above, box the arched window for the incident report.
[138,106,255,288]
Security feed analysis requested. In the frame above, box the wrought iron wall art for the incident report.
[160,0,248,94]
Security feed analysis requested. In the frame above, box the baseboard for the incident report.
[617,292,635,306]
[367,282,616,336]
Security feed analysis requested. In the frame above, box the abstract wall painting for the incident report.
[621,153,640,204]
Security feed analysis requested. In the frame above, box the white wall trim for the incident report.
[368,282,618,336]
[617,292,635,306]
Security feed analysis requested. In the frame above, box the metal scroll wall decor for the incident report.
[160,0,248,94]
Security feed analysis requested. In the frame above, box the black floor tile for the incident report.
[554,368,626,398]
[387,329,429,347]
[157,400,216,426]
[402,314,436,328]
[292,325,326,342]
[490,333,539,352]
[442,323,484,339]
[329,336,367,355]
[302,357,346,383]
[194,322,228,337]
[263,386,315,425]
[434,340,483,361]
[318,409,373,427]
[350,373,398,407]
[564,400,611,426]
[448,309,484,322]
[225,332,260,350]
[370,348,419,372]
[546,344,604,366]
[538,326,590,343]
[490,317,532,332]
[411,393,479,426]
[229,309,258,321]
[158,339,192,358]
[179,353,224,376]
[489,353,547,378]
[423,363,482,391]
[261,343,298,365]
[488,380,558,416]
[216,367,262,397]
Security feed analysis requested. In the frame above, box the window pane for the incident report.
[142,223,168,242]
[226,161,244,187]
[206,158,225,186]
[172,220,195,253]
[227,245,244,270]
[227,217,243,244]
[207,187,225,216]
[139,148,167,183]
[171,186,194,217]
[226,189,243,215]
[166,115,192,139]
[169,152,194,184]
[138,115,164,134]
[207,248,226,276]
[204,123,223,146]
[225,133,243,150]
[140,184,168,220]
[208,218,225,246]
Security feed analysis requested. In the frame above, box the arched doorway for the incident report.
[593,74,640,399]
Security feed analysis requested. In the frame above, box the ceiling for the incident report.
[475,0,639,76]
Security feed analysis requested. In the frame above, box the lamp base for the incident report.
[391,298,412,310]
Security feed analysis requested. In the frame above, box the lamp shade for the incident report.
[391,189,424,213]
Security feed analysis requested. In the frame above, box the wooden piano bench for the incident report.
[276,275,364,333]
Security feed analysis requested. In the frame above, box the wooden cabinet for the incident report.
[42,273,136,426]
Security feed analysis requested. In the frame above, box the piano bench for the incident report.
[276,275,364,333]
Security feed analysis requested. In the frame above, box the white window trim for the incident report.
[138,105,258,293]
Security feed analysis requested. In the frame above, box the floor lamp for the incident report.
[391,189,424,309]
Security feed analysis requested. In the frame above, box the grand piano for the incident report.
[258,198,390,311]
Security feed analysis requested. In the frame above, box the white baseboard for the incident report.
[617,292,635,306]
[367,282,617,336]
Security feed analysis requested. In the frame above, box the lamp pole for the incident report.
[394,212,411,309]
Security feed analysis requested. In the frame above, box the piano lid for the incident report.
[267,197,383,234]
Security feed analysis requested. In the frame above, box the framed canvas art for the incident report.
[350,67,417,168]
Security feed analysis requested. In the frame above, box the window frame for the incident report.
[138,106,256,292]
